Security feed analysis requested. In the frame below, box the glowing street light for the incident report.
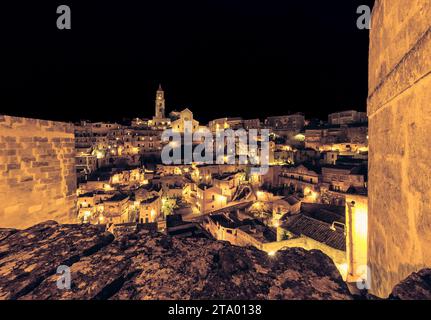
[268,251,276,257]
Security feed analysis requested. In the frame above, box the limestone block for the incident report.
[0,115,77,229]
[368,0,431,297]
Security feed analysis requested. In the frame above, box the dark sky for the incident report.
[1,0,375,124]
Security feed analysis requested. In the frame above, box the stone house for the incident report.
[139,195,162,224]
[279,163,320,193]
[321,164,367,193]
[212,171,245,202]
[272,196,301,225]
[196,183,227,213]
[103,193,130,224]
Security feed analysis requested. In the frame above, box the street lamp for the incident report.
[330,221,346,236]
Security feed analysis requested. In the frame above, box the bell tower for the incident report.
[155,84,165,119]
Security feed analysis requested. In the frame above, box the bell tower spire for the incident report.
[155,84,165,119]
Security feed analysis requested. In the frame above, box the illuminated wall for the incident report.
[346,195,368,285]
[0,116,77,229]
[368,0,431,297]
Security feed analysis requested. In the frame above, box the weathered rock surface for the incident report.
[0,221,113,299]
[0,228,17,243]
[390,269,431,300]
[2,221,431,300]
[0,221,353,300]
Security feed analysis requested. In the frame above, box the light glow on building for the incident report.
[346,195,368,285]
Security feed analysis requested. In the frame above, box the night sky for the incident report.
[1,0,375,124]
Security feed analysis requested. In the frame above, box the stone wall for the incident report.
[0,115,77,229]
[368,0,431,297]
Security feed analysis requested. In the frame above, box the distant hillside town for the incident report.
[73,85,368,283]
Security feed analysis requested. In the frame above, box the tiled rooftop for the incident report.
[284,214,346,251]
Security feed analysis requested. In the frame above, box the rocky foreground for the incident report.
[0,221,429,300]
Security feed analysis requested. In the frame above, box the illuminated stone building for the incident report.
[79,172,113,193]
[110,167,147,187]
[204,213,241,244]
[273,146,295,165]
[345,124,368,145]
[139,195,162,224]
[328,110,367,126]
[272,196,301,225]
[304,126,346,150]
[75,121,94,152]
[77,192,100,224]
[293,148,321,164]
[265,113,305,132]
[0,116,77,229]
[212,171,245,202]
[152,174,191,199]
[103,193,130,224]
[195,164,246,182]
[305,121,368,152]
[151,84,171,129]
[196,183,227,213]
[367,0,431,297]
[345,194,368,285]
[319,143,368,155]
[243,118,261,130]
[91,122,123,134]
[156,164,193,176]
[279,164,320,194]
[321,165,367,193]
[203,212,275,250]
[131,117,151,128]
[122,129,162,155]
[318,164,367,207]
[155,84,165,119]
[208,117,243,132]
[304,128,324,150]
[322,151,339,165]
[171,108,199,133]
[76,153,98,177]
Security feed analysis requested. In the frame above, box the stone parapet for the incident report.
[0,115,77,229]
